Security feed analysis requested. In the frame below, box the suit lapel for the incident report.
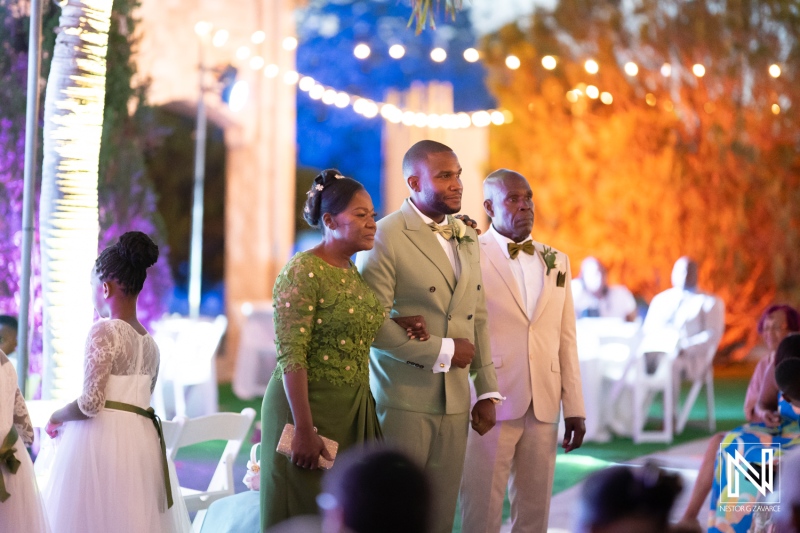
[530,242,553,324]
[449,238,473,311]
[400,200,456,292]
[480,236,526,316]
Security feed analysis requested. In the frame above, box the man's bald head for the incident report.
[402,140,454,179]
[483,169,527,203]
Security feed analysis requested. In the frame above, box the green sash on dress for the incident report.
[104,400,174,509]
[0,425,20,503]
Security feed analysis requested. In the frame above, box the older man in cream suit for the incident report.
[459,169,586,533]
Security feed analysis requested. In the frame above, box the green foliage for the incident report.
[484,0,800,359]
[408,0,462,34]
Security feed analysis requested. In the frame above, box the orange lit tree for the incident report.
[483,0,800,360]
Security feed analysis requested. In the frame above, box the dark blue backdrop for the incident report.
[295,1,494,215]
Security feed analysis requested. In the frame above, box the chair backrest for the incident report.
[161,417,186,457]
[152,315,228,385]
[170,407,256,493]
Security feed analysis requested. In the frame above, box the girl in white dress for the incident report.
[0,349,50,533]
[40,232,190,533]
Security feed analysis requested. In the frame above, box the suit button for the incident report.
[440,363,445,368]
[447,315,452,320]
[429,286,436,292]
[477,284,481,290]
[467,314,473,320]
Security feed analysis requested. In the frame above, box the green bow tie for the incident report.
[507,240,535,259]
[429,222,457,241]
[0,426,21,503]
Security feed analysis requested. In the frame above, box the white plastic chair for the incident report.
[170,407,257,532]
[673,296,725,434]
[160,417,185,458]
[608,295,725,443]
[152,315,227,418]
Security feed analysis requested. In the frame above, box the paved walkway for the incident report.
[499,437,713,532]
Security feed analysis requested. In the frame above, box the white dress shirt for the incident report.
[487,226,543,320]
[408,200,458,372]
[407,201,504,406]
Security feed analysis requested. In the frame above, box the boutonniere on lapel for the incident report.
[540,246,567,287]
[449,216,474,247]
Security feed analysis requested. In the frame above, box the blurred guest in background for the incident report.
[268,446,431,533]
[575,462,689,533]
[0,315,18,364]
[641,256,725,378]
[676,304,799,529]
[775,449,800,532]
[572,257,637,321]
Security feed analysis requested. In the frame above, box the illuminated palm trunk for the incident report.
[40,1,112,399]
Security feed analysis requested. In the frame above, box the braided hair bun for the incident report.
[118,231,159,270]
[302,169,365,229]
[95,231,159,295]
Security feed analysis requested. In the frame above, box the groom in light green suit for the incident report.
[358,140,502,533]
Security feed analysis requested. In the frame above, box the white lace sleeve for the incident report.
[13,389,34,446]
[77,321,117,417]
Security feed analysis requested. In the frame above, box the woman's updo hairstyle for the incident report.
[95,231,159,296]
[303,168,365,229]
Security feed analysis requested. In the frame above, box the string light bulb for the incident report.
[249,56,265,70]
[251,30,266,44]
[264,64,279,78]
[283,71,299,85]
[586,85,599,99]
[194,21,212,37]
[389,44,406,59]
[624,62,638,76]
[282,36,298,51]
[212,29,229,47]
[431,48,447,63]
[769,64,781,78]
[600,92,613,105]
[661,63,672,77]
[542,56,557,70]
[505,55,521,70]
[236,46,251,60]
[463,48,479,62]
[334,92,350,108]
[354,43,371,59]
[692,63,706,77]
[584,59,599,74]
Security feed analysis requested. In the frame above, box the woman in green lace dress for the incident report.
[260,170,427,530]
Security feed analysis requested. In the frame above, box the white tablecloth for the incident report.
[559,318,642,442]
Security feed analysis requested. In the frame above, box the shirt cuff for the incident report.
[476,392,506,404]
[432,338,455,373]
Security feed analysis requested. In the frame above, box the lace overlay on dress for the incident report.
[13,388,34,446]
[77,320,160,417]
[272,252,383,387]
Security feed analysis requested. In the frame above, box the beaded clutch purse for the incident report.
[276,423,338,470]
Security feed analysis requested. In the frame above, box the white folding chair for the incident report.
[609,295,725,443]
[160,417,185,458]
[170,407,256,532]
[152,315,227,418]
[673,295,725,434]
